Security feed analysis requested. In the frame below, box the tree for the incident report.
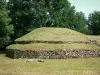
[8,0,77,38]
[0,0,13,48]
[44,0,76,28]
[8,0,49,38]
[8,0,34,38]
[8,0,88,38]
[87,11,100,35]
[0,8,13,37]
[74,12,88,34]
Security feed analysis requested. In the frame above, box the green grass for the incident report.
[7,43,100,51]
[14,27,100,43]
[0,54,100,75]
[87,35,100,44]
[7,27,100,51]
[15,27,89,43]
[3,27,100,75]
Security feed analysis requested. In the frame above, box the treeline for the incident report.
[8,0,88,38]
[0,0,13,49]
[0,0,100,49]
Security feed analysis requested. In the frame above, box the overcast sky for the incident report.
[69,0,100,18]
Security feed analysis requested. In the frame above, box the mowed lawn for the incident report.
[0,54,100,75]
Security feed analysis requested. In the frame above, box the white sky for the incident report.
[69,0,100,17]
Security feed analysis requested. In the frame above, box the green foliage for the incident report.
[8,0,49,38]
[8,0,87,38]
[0,0,6,9]
[78,27,88,34]
[0,8,13,37]
[0,0,13,48]
[0,36,11,48]
[49,0,76,27]
[88,11,100,35]
[8,0,33,37]
[73,12,88,34]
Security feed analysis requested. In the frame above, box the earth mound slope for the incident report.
[6,27,100,58]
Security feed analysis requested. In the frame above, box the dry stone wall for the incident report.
[6,50,100,59]
[7,40,100,59]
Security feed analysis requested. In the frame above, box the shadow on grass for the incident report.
[0,49,6,54]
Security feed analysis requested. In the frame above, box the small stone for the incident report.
[38,59,44,62]
[26,59,38,62]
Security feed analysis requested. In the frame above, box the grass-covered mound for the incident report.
[6,27,100,58]
[15,27,89,43]
[7,43,100,51]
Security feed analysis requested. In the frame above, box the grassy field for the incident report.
[0,54,100,75]
[7,43,100,51]
[3,27,100,75]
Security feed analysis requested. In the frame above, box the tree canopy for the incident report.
[88,11,100,35]
[0,0,13,48]
[1,0,100,49]
[8,0,87,38]
[74,12,88,34]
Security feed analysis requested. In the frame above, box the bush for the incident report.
[0,36,11,49]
